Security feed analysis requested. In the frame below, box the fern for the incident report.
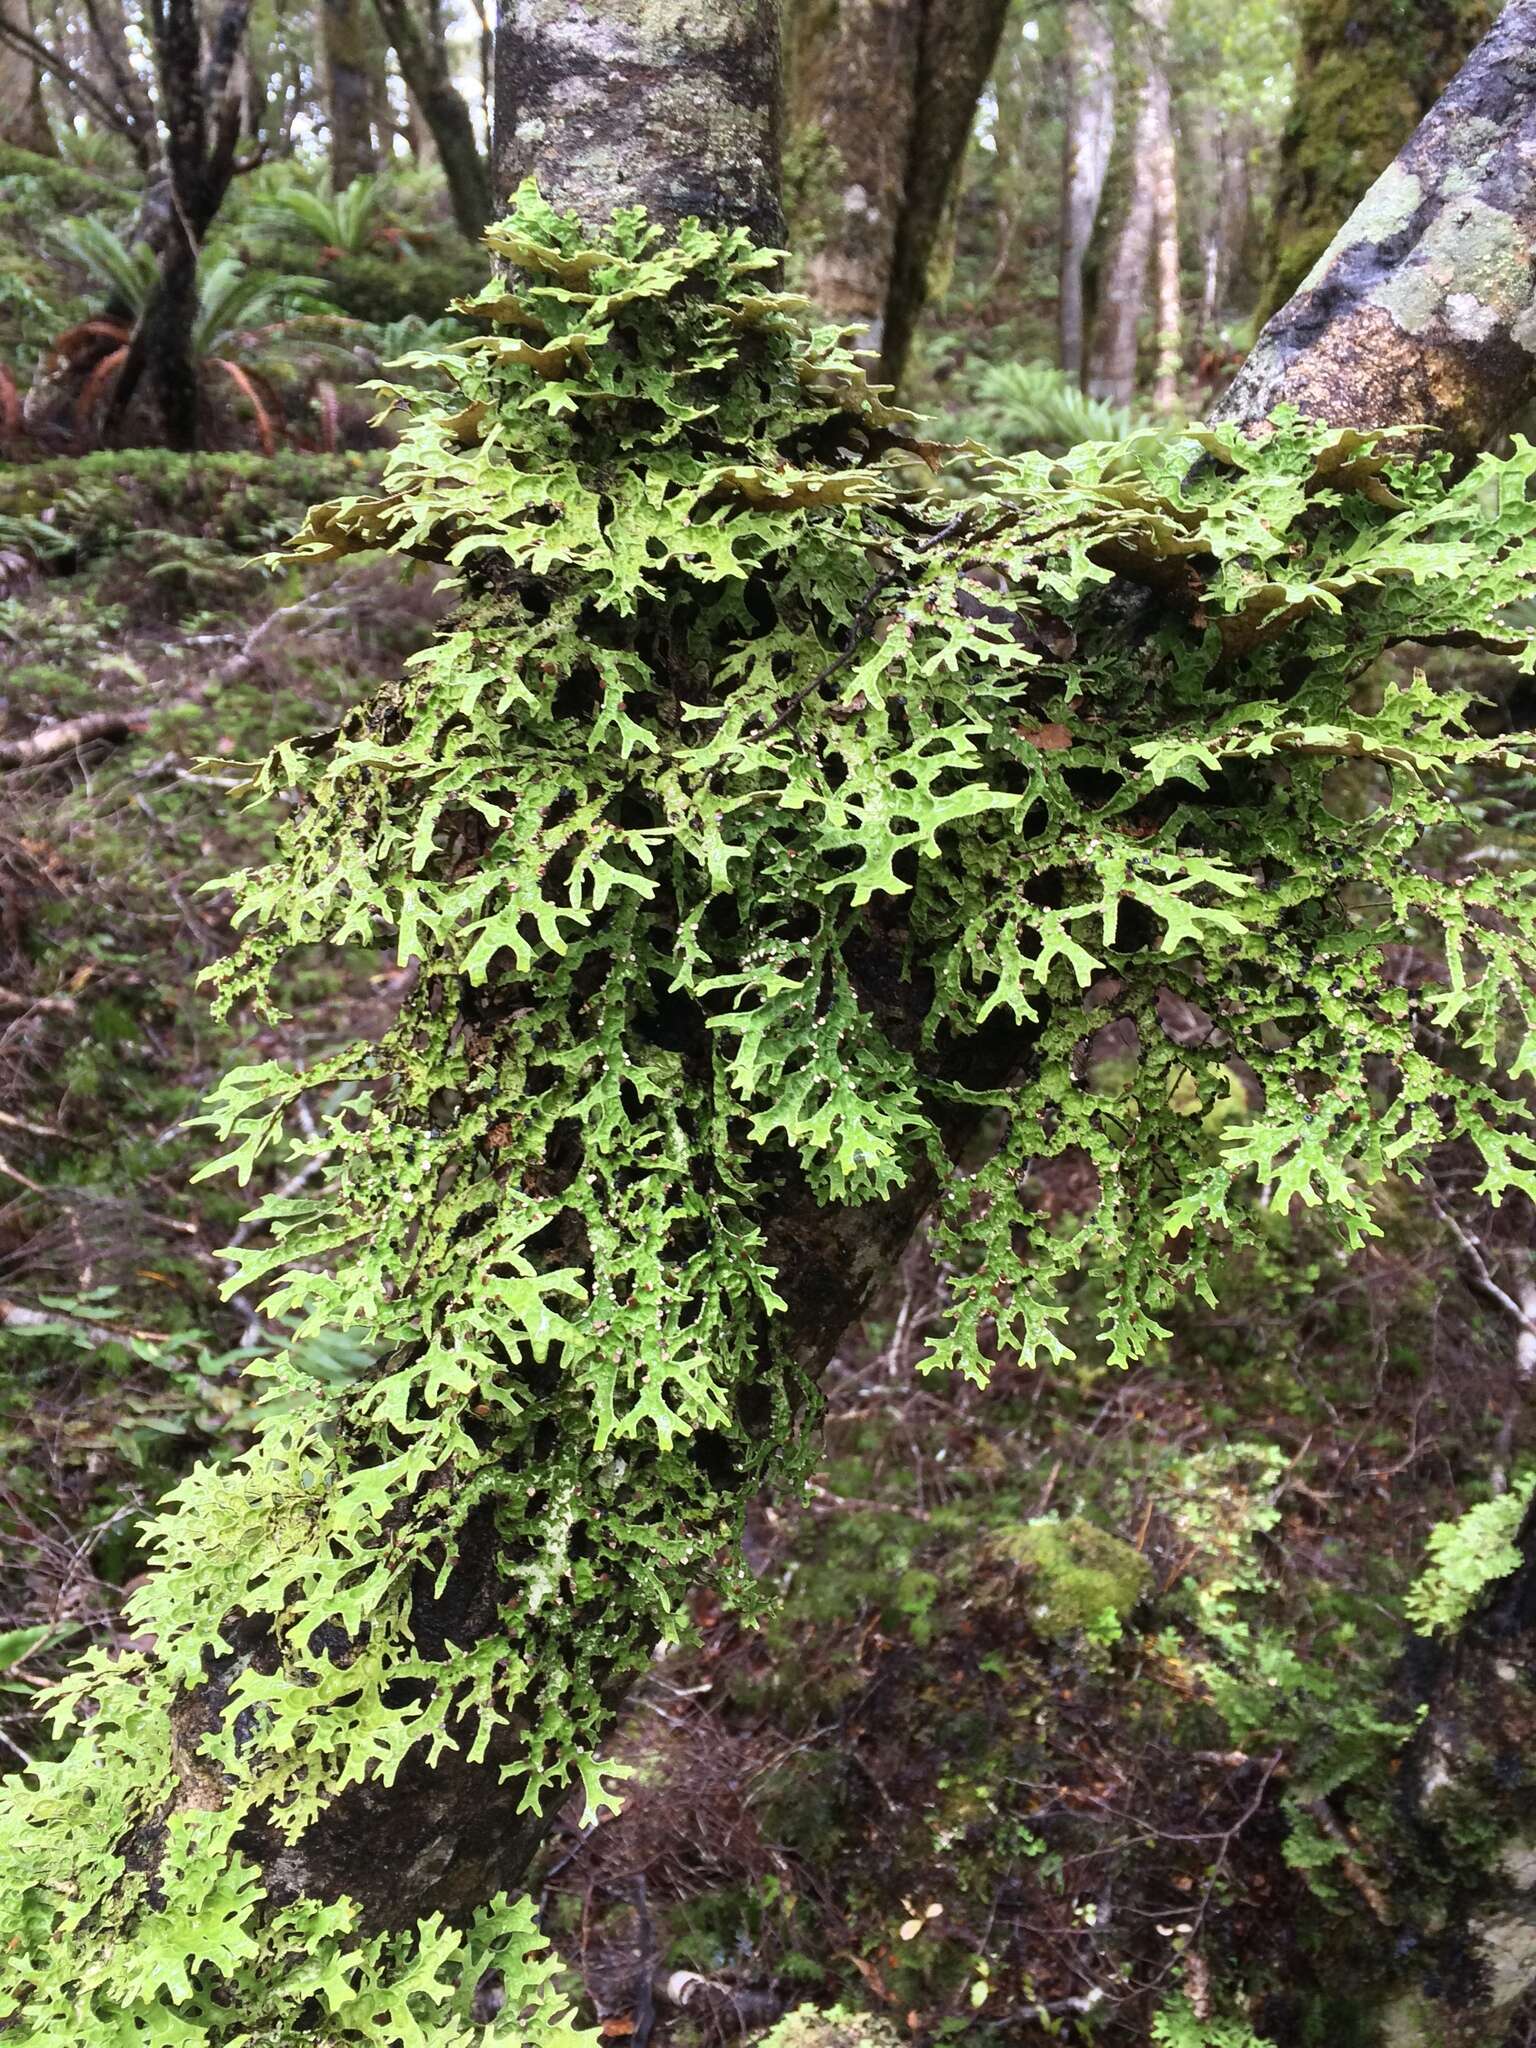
[4,184,1536,2041]
[960,356,1150,454]
[1406,1477,1535,1633]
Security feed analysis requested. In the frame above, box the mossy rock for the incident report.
[758,2005,904,2048]
[986,1516,1152,1642]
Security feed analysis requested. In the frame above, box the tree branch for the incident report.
[1214,0,1536,452]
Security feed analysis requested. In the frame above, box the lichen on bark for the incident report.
[1217,0,1536,456]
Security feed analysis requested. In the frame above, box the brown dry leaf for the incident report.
[1017,723,1073,752]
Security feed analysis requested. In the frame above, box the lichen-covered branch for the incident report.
[1216,0,1536,455]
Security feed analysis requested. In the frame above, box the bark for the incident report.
[493,0,785,244]
[1087,0,1171,405]
[1215,0,1536,460]
[0,0,55,155]
[1256,0,1494,327]
[371,0,491,239]
[1058,0,1114,386]
[321,0,379,187]
[785,0,1008,389]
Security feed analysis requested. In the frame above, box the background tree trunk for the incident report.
[785,0,1007,390]
[321,0,379,187]
[1255,0,1493,326]
[788,0,922,358]
[0,0,55,156]
[1216,0,1536,458]
[1058,0,1114,386]
[371,0,490,238]
[1149,68,1179,409]
[1087,0,1171,404]
[879,0,1011,391]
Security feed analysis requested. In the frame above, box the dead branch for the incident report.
[0,712,149,772]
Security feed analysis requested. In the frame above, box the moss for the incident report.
[759,2005,904,2048]
[0,141,129,211]
[987,1515,1152,1642]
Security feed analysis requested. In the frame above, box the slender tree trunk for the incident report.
[1256,0,1493,327]
[1149,73,1179,410]
[1087,0,1171,406]
[879,0,1010,390]
[366,30,400,162]
[1058,0,1114,386]
[0,0,57,154]
[321,0,378,187]
[101,0,254,447]
[786,0,921,358]
[371,0,491,239]
[785,0,1006,390]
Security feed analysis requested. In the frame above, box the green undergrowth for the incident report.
[4,183,1536,2042]
[0,449,430,1783]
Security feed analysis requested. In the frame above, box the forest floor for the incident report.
[1,443,1533,2046]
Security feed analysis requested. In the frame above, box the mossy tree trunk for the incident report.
[322,0,380,187]
[1149,59,1180,409]
[1058,0,1115,386]
[98,0,254,449]
[1256,0,1494,328]
[371,0,491,240]
[784,0,1008,390]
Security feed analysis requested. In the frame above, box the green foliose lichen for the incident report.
[5,181,1536,2041]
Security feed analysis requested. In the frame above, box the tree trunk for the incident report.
[1215,0,1536,459]
[495,0,784,244]
[879,0,1010,391]
[1149,71,1179,411]
[0,0,55,154]
[321,0,379,188]
[1058,0,1114,386]
[1256,0,1494,328]
[101,0,254,446]
[785,0,1006,391]
[371,0,492,239]
[1086,0,1170,406]
[787,0,921,357]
